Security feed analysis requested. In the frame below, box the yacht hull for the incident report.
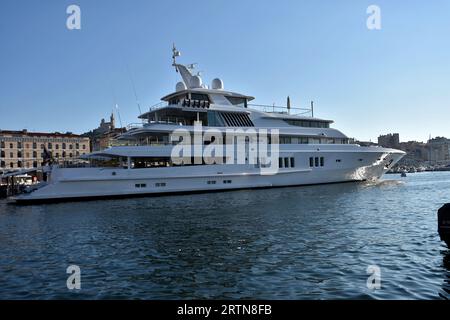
[11,147,404,204]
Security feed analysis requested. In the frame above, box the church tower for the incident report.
[110,112,115,130]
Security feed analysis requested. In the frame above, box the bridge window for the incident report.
[284,119,330,128]
[225,96,247,108]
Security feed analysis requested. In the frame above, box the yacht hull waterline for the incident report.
[10,47,405,204]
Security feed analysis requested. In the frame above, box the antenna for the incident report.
[115,104,123,129]
[111,89,123,129]
[126,64,143,115]
[172,43,181,69]
[311,101,314,118]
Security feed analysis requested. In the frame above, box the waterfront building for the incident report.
[0,130,90,169]
[378,133,400,149]
[427,137,450,164]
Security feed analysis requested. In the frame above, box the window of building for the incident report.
[48,143,52,149]
[69,153,73,158]
[10,162,14,168]
[0,151,4,158]
[18,151,22,158]
[33,161,38,168]
[41,144,45,150]
[33,151,37,158]
[69,144,73,150]
[76,143,79,149]
[62,143,66,149]
[56,144,59,150]
[18,142,22,149]
[10,152,13,158]
[18,161,22,168]
[26,144,29,149]
[10,143,13,149]
[33,142,37,149]
[0,161,5,167]
[82,144,86,150]
[62,151,66,157]
[0,141,4,148]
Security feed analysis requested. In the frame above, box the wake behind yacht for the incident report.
[12,47,405,204]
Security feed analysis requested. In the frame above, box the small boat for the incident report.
[401,172,407,177]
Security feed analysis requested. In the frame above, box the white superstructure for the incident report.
[12,47,405,204]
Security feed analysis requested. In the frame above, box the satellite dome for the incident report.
[176,81,187,91]
[211,78,224,90]
[190,75,203,88]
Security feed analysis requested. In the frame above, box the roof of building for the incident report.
[0,129,88,139]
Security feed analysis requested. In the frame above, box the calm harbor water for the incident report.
[0,172,449,299]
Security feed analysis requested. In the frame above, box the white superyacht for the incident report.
[12,47,405,204]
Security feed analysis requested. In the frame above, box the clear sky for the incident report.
[0,0,449,142]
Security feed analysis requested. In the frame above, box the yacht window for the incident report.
[309,157,314,167]
[315,157,319,167]
[223,180,232,184]
[284,157,289,168]
[207,180,216,185]
[190,93,210,102]
[336,159,342,163]
[155,182,166,187]
[320,157,324,167]
[284,120,330,128]
[290,157,295,167]
[225,96,247,107]
[279,157,283,168]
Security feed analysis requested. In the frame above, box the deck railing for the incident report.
[247,104,313,116]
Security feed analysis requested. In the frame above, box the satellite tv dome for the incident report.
[211,78,224,90]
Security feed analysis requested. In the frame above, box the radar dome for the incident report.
[211,78,224,90]
[176,81,187,91]
[190,75,203,88]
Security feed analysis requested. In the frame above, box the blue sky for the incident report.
[0,0,449,142]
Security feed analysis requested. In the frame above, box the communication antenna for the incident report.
[111,88,123,128]
[172,43,181,70]
[126,64,143,115]
[115,104,124,129]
